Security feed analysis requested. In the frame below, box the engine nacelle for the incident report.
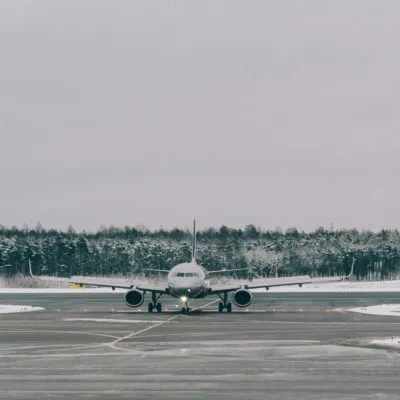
[233,288,253,308]
[124,289,145,308]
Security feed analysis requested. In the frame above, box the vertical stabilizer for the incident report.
[192,219,197,262]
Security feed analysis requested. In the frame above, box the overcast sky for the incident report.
[0,1,399,233]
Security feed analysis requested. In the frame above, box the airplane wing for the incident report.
[210,262,354,294]
[29,260,168,294]
[68,276,169,294]
[206,268,248,276]
[143,269,169,274]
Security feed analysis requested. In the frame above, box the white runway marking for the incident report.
[0,343,104,352]
[63,318,164,324]
[0,300,220,359]
[0,329,120,340]
[108,299,219,351]
[0,352,133,358]
[108,315,180,350]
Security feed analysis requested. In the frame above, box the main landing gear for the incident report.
[148,292,163,313]
[217,292,232,313]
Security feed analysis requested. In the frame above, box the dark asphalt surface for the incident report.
[1,291,400,399]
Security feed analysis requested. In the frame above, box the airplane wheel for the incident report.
[156,302,162,313]
[148,303,154,313]
[227,303,232,313]
[181,307,186,314]
[218,302,224,313]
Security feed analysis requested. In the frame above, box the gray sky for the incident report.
[1,0,400,233]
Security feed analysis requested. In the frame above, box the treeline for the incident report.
[1,223,400,280]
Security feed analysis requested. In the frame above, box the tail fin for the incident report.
[192,219,197,262]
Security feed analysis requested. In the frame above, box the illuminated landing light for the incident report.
[180,296,188,303]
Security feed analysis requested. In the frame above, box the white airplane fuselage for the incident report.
[167,260,209,299]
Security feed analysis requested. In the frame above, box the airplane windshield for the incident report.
[174,272,200,277]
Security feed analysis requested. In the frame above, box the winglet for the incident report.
[344,258,355,280]
[192,218,197,262]
[28,258,34,277]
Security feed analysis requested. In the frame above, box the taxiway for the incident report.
[1,292,400,399]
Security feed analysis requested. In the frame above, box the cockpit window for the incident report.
[173,272,200,277]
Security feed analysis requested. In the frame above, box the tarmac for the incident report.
[1,291,400,399]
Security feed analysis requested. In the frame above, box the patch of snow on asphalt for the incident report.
[344,304,400,317]
[0,304,45,314]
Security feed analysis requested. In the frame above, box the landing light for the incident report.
[180,296,188,303]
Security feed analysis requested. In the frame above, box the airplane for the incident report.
[29,220,354,314]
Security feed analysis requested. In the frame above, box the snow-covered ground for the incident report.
[0,304,45,314]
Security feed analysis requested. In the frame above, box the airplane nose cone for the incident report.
[170,278,198,288]
[169,278,202,297]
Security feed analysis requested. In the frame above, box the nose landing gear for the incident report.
[180,296,191,314]
[181,306,191,314]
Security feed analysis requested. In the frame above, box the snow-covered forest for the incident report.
[1,224,400,280]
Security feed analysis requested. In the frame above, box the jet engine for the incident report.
[124,289,145,308]
[233,288,253,307]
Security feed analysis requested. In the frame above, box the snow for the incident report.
[0,304,45,314]
[370,337,400,347]
[344,303,400,317]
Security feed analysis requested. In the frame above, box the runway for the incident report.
[1,292,400,399]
